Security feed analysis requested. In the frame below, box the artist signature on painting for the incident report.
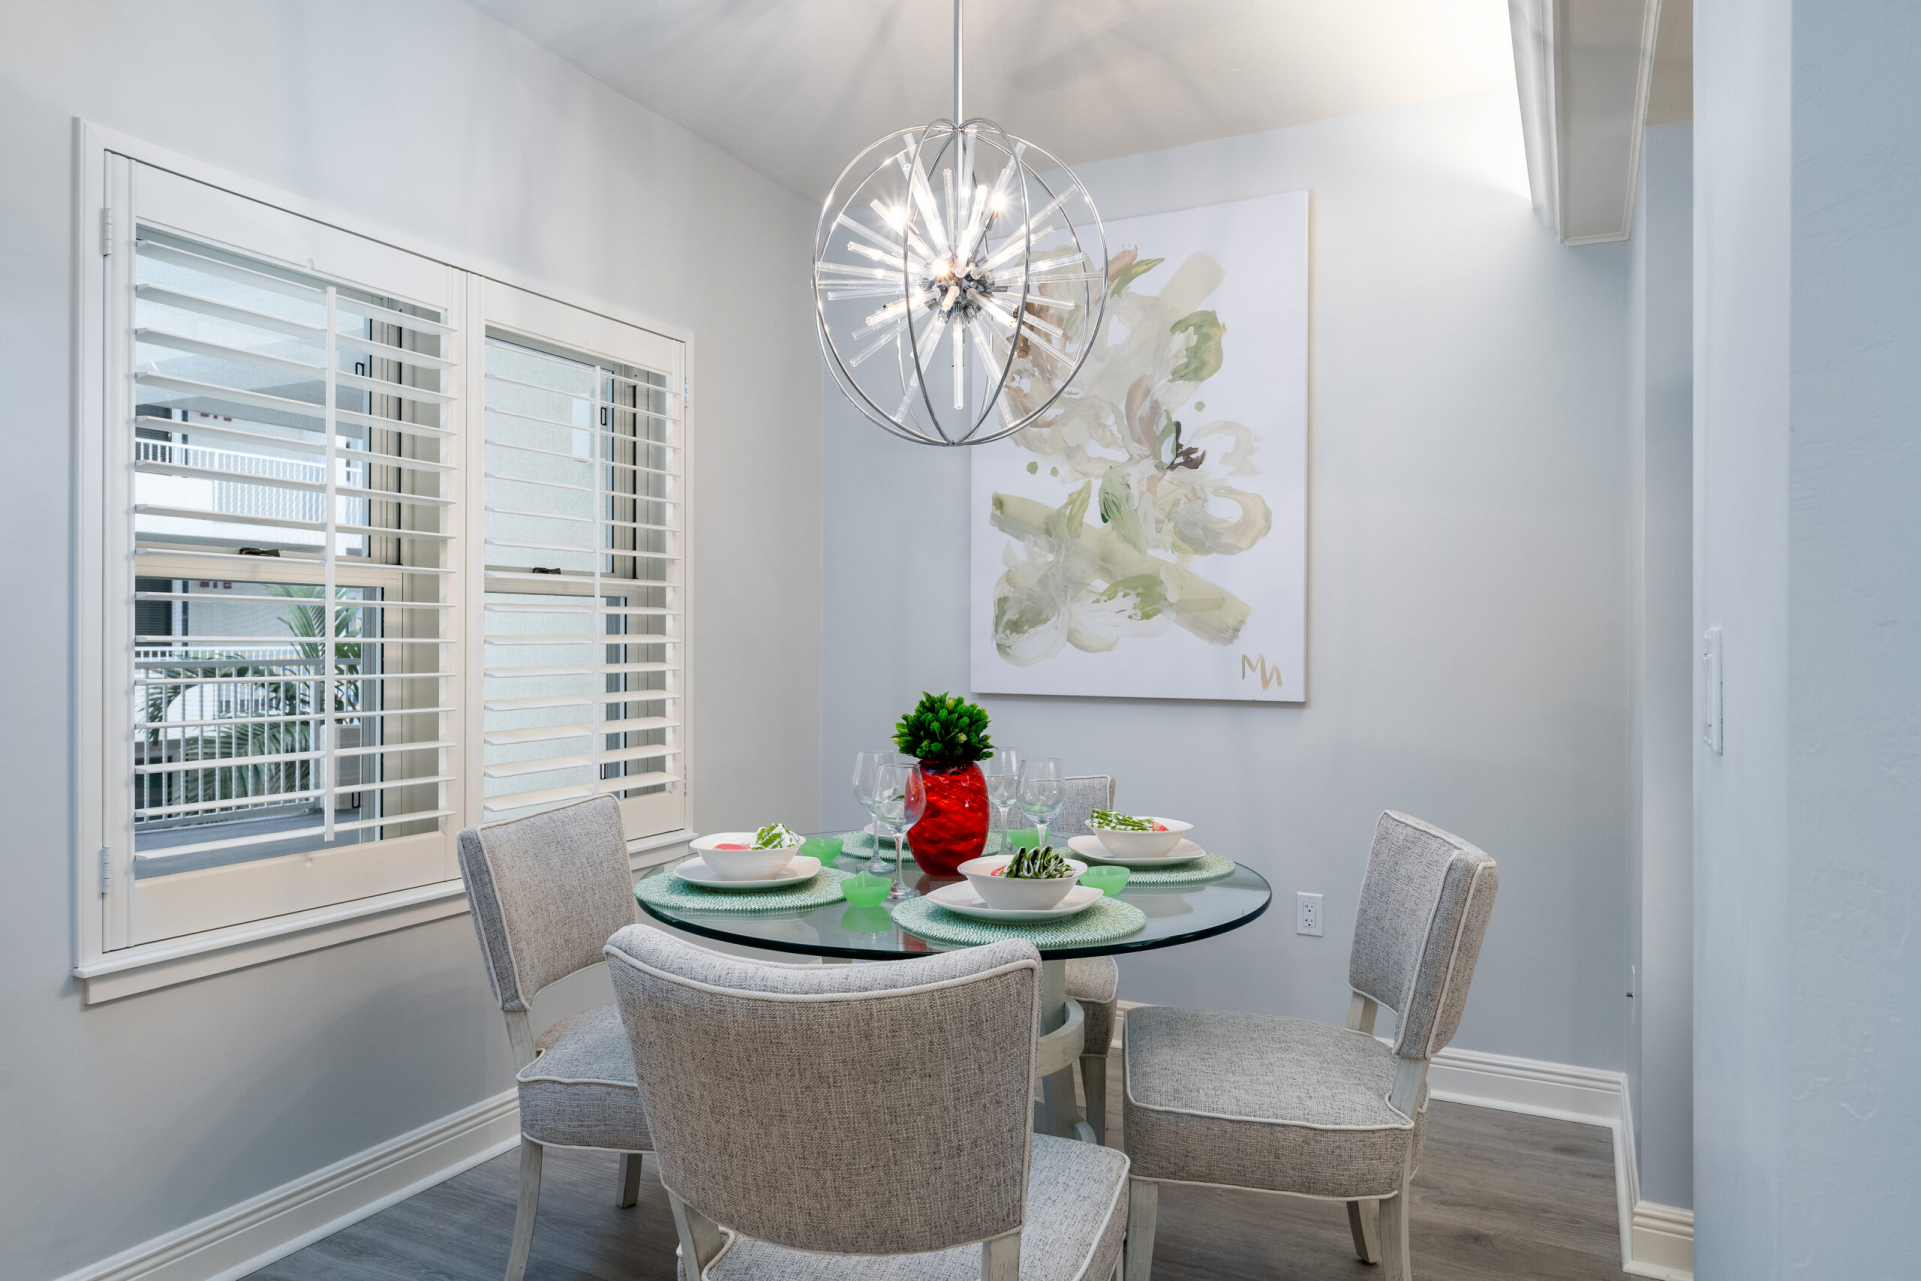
[1241,654,1282,690]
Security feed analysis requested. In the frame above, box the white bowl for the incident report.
[1086,817,1192,859]
[958,854,1089,911]
[690,831,802,880]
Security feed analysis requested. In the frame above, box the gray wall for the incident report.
[820,91,1637,1071]
[1695,0,1921,1275]
[0,3,820,1277]
[1627,121,1695,1211]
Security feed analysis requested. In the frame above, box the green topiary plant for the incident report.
[893,691,995,770]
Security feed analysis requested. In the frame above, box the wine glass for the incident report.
[870,761,925,899]
[852,750,901,871]
[983,749,1020,853]
[1017,757,1066,850]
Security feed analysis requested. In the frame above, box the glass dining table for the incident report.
[634,832,1273,1141]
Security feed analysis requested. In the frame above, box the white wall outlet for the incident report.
[1296,892,1324,937]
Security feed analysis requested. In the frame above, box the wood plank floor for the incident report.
[251,1050,1627,1280]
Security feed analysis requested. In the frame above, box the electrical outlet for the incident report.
[1296,892,1323,937]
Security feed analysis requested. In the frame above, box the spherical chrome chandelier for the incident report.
[813,0,1108,447]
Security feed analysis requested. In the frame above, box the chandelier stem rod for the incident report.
[953,0,963,123]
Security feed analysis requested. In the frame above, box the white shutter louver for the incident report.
[480,333,684,824]
[129,227,456,878]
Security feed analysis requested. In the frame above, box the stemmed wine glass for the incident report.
[1017,757,1066,850]
[853,751,925,900]
[983,749,1020,853]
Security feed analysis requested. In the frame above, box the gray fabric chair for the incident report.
[456,795,652,1281]
[604,926,1131,1281]
[1120,811,1499,1281]
[993,775,1122,1142]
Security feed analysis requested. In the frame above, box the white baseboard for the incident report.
[54,1090,519,1281]
[1115,1003,1693,1279]
[1626,1201,1695,1279]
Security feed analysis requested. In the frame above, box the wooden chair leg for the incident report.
[1080,1052,1108,1145]
[1379,1180,1412,1281]
[668,1190,725,1281]
[1346,1198,1380,1263]
[616,1152,644,1208]
[1123,1177,1159,1281]
[505,1138,542,1281]
[981,1229,1022,1280]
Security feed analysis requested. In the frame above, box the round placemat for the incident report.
[635,864,851,913]
[890,893,1147,949]
[1118,853,1239,886]
[836,829,909,856]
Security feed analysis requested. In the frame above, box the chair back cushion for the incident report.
[1348,811,1499,1060]
[457,795,638,1013]
[604,927,1039,1255]
[989,775,1115,840]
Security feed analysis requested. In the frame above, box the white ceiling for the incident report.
[468,0,1518,197]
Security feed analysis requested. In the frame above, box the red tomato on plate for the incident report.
[713,843,750,850]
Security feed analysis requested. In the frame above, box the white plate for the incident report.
[1067,835,1210,868]
[926,881,1104,922]
[672,854,820,891]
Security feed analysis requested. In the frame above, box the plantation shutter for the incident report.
[110,160,464,945]
[477,284,687,839]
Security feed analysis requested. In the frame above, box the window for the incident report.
[80,146,689,979]
[476,283,686,839]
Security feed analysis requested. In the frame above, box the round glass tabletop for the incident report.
[635,833,1274,962]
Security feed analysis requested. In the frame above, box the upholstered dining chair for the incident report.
[456,795,653,1281]
[994,774,1123,1143]
[604,927,1132,1281]
[1119,811,1499,1281]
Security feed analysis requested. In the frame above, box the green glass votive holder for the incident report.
[1002,828,1041,851]
[841,872,892,907]
[1079,866,1131,897]
[802,836,844,870]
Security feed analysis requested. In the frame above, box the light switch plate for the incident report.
[1296,892,1323,936]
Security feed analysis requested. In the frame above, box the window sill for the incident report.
[74,829,693,1004]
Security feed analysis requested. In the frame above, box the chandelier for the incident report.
[813,0,1109,447]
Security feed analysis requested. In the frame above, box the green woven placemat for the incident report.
[1113,852,1239,886]
[635,864,851,913]
[891,893,1147,948]
[836,829,908,857]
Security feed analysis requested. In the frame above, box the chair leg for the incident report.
[505,1138,543,1281]
[1346,1198,1380,1263]
[1123,1178,1159,1281]
[1379,1180,1412,1281]
[981,1230,1021,1280]
[1080,1052,1108,1145]
[616,1152,644,1208]
[668,1190,725,1281]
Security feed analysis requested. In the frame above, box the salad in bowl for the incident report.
[691,823,803,879]
[958,845,1088,911]
[1086,809,1192,859]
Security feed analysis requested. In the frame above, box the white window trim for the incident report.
[70,119,699,1003]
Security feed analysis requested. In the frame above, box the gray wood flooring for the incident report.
[251,1051,1627,1280]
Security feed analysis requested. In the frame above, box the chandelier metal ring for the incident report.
[812,2,1109,447]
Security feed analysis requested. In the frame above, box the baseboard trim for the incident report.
[54,1090,519,1281]
[1626,1201,1695,1279]
[1114,1002,1692,1279]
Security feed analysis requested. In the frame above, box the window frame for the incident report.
[71,120,697,1003]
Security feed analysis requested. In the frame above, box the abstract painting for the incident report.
[969,190,1307,702]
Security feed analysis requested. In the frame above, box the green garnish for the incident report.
[1090,809,1153,831]
[1002,845,1074,879]
[752,823,800,849]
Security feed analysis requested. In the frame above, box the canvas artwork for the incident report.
[969,189,1309,702]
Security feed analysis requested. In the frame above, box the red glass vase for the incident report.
[910,761,990,877]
